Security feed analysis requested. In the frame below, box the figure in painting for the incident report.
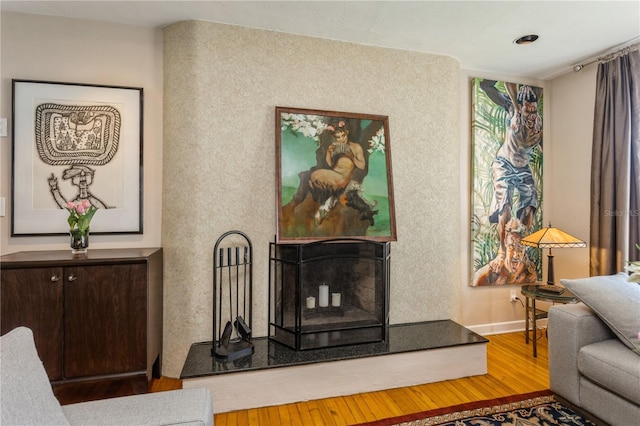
[35,104,119,213]
[281,116,379,238]
[48,165,111,209]
[309,121,367,224]
[479,79,542,277]
[474,218,537,285]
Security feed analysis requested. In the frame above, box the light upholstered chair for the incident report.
[1,327,213,426]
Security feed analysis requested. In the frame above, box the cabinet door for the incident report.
[64,263,147,378]
[0,267,64,380]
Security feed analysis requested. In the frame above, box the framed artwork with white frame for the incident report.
[11,79,143,236]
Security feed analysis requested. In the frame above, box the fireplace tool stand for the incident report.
[212,230,254,361]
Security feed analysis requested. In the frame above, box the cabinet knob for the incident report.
[68,275,78,282]
[50,275,60,282]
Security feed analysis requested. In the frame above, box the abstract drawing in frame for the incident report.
[470,78,543,286]
[11,79,143,236]
[276,107,397,243]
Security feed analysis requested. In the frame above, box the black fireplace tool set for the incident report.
[212,231,254,361]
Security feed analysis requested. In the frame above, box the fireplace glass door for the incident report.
[269,239,390,350]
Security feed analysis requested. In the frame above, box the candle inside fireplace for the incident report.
[331,292,341,307]
[319,284,329,307]
[306,296,316,309]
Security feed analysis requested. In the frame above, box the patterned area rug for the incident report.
[356,390,596,426]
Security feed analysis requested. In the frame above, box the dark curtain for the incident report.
[590,48,640,275]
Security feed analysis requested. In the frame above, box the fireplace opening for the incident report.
[268,239,390,350]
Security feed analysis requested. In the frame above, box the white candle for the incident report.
[319,284,329,307]
[331,292,341,307]
[306,296,316,309]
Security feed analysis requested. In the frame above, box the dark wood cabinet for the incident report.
[1,266,65,380]
[0,248,162,403]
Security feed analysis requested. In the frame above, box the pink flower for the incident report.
[67,201,76,210]
[76,204,86,214]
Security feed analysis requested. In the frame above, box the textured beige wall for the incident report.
[163,21,461,377]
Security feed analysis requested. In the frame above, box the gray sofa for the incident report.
[1,327,214,426]
[548,273,640,426]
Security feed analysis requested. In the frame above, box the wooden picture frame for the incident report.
[11,79,143,236]
[276,106,396,243]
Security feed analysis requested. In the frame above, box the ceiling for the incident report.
[2,1,639,80]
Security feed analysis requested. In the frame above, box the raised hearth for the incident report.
[181,320,488,413]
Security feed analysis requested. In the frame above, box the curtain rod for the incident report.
[572,39,640,73]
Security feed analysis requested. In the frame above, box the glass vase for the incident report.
[70,229,89,254]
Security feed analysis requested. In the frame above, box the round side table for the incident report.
[520,284,578,357]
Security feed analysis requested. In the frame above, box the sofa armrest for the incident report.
[62,387,213,426]
[548,303,615,406]
[1,327,71,426]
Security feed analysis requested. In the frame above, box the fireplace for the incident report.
[268,239,390,350]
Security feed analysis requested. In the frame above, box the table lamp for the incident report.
[521,223,586,285]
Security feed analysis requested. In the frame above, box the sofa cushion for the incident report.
[578,339,640,406]
[0,327,70,426]
[561,272,640,354]
[62,387,213,426]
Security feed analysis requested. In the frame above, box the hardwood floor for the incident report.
[152,331,549,425]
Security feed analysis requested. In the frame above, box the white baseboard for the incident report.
[183,342,488,413]
[466,319,547,336]
[466,320,525,335]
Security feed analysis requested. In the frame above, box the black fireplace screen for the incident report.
[268,239,390,350]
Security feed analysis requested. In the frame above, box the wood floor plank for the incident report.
[417,380,462,407]
[285,403,303,425]
[306,399,330,425]
[405,384,440,410]
[276,404,293,426]
[246,407,261,425]
[324,397,352,426]
[265,405,281,425]
[337,395,369,424]
[211,414,224,426]
[220,410,235,426]
[367,390,403,418]
[293,400,315,425]
[331,396,360,425]
[318,397,349,426]
[257,407,271,425]
[349,392,378,422]
[456,378,486,402]
[385,387,424,415]
[153,332,550,425]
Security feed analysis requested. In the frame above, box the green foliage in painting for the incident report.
[470,78,544,283]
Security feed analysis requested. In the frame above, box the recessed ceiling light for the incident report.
[514,34,539,45]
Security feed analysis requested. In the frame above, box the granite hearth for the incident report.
[181,320,488,413]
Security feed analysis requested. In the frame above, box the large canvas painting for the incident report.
[12,80,143,236]
[471,78,543,286]
[276,107,396,243]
